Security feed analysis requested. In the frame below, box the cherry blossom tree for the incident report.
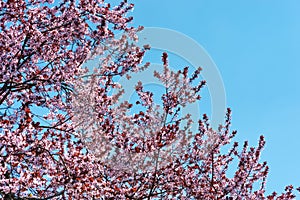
[0,0,298,199]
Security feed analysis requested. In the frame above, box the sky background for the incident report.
[127,0,300,195]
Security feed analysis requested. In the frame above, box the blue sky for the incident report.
[128,0,300,195]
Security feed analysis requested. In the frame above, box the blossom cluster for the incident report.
[0,0,298,199]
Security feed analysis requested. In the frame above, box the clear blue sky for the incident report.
[128,0,300,195]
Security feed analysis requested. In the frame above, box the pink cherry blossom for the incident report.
[0,0,299,199]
